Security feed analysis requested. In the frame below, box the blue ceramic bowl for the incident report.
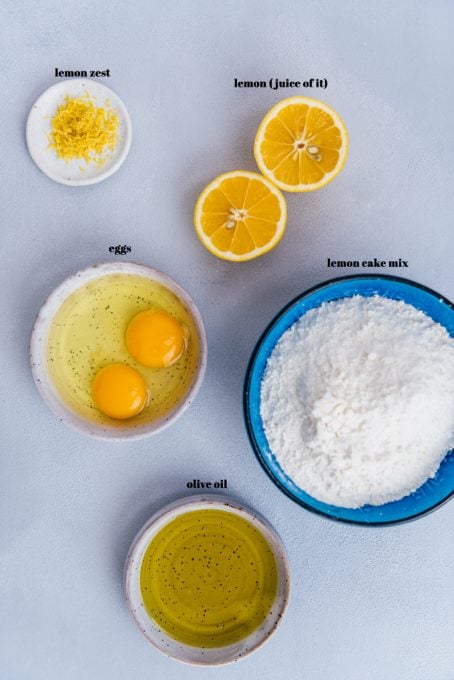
[244,275,454,525]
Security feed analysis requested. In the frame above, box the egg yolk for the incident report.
[125,309,186,368]
[92,363,148,420]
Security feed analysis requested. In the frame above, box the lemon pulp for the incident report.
[254,96,348,191]
[194,171,287,261]
[140,509,278,648]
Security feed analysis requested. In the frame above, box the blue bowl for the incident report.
[244,275,454,525]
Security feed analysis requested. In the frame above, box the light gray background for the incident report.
[1,1,453,679]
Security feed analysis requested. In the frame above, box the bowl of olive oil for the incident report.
[124,495,290,665]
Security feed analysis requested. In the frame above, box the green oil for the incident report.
[140,509,278,648]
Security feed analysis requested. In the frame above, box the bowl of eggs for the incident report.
[30,262,207,439]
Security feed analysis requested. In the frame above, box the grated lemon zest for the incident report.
[49,93,119,166]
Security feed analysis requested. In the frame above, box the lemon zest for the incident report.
[49,93,119,166]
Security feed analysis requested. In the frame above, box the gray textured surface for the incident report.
[1,1,453,679]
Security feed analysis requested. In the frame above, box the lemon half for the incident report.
[254,96,348,192]
[194,170,287,262]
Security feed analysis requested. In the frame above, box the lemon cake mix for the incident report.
[260,296,454,508]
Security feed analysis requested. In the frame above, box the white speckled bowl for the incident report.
[124,495,290,665]
[30,262,207,440]
[26,79,132,186]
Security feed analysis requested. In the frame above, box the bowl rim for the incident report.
[26,79,132,186]
[243,273,454,527]
[123,494,291,665]
[30,261,207,441]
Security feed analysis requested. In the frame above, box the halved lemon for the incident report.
[194,171,287,262]
[254,97,348,192]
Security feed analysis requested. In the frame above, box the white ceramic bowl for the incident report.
[124,495,290,665]
[26,79,132,186]
[30,262,207,440]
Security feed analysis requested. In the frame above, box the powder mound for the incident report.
[260,296,454,508]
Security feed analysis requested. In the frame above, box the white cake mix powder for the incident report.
[260,295,454,508]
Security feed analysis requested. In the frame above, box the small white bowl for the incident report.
[30,262,207,440]
[26,79,132,186]
[124,495,290,665]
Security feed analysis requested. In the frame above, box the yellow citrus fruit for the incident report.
[254,97,348,192]
[194,171,287,261]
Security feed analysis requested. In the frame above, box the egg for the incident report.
[46,273,199,428]
[92,363,148,419]
[126,309,186,368]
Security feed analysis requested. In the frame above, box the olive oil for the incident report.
[140,509,278,648]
